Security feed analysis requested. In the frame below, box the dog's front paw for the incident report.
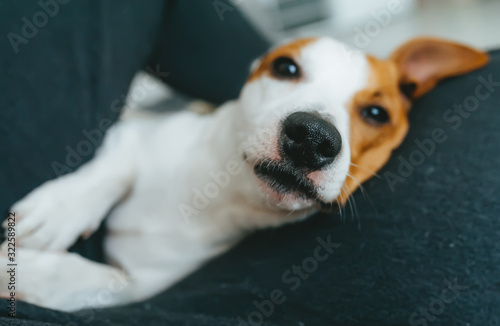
[0,248,125,311]
[3,178,103,251]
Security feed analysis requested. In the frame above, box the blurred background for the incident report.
[128,0,500,111]
[238,0,500,56]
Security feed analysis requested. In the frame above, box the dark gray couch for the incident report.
[1,1,499,325]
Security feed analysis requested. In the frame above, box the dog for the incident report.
[0,37,488,311]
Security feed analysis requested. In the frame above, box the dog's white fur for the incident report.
[0,38,371,311]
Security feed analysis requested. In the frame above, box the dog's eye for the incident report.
[361,106,390,125]
[272,56,300,79]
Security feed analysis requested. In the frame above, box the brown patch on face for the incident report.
[338,55,410,204]
[336,38,489,205]
[247,38,318,82]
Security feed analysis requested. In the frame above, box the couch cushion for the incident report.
[4,50,500,326]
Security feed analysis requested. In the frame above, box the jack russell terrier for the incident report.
[1,37,488,311]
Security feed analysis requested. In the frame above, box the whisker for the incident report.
[347,170,377,216]
[350,162,381,179]
[349,192,361,230]
[346,173,368,201]
[335,196,342,221]
[342,184,354,223]
[341,182,360,228]
[342,185,350,213]
[338,187,347,223]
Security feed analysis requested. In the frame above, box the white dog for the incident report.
[1,37,488,311]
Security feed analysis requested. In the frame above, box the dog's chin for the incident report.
[253,160,323,211]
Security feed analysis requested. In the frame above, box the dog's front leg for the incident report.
[0,247,136,311]
[2,122,140,251]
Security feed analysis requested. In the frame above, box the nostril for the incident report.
[281,111,342,170]
[285,125,307,143]
[317,140,335,158]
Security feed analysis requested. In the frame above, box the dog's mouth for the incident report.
[253,160,337,212]
[254,160,317,200]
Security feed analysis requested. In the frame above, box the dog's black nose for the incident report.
[281,112,342,170]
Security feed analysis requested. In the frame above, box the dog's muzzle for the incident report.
[280,111,342,170]
[253,112,342,205]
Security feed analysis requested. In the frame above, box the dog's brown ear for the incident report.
[390,37,489,99]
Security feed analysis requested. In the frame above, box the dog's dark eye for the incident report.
[361,106,390,125]
[272,56,300,79]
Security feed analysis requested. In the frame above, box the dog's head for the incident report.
[236,37,488,212]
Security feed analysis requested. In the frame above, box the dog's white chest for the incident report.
[103,112,242,289]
